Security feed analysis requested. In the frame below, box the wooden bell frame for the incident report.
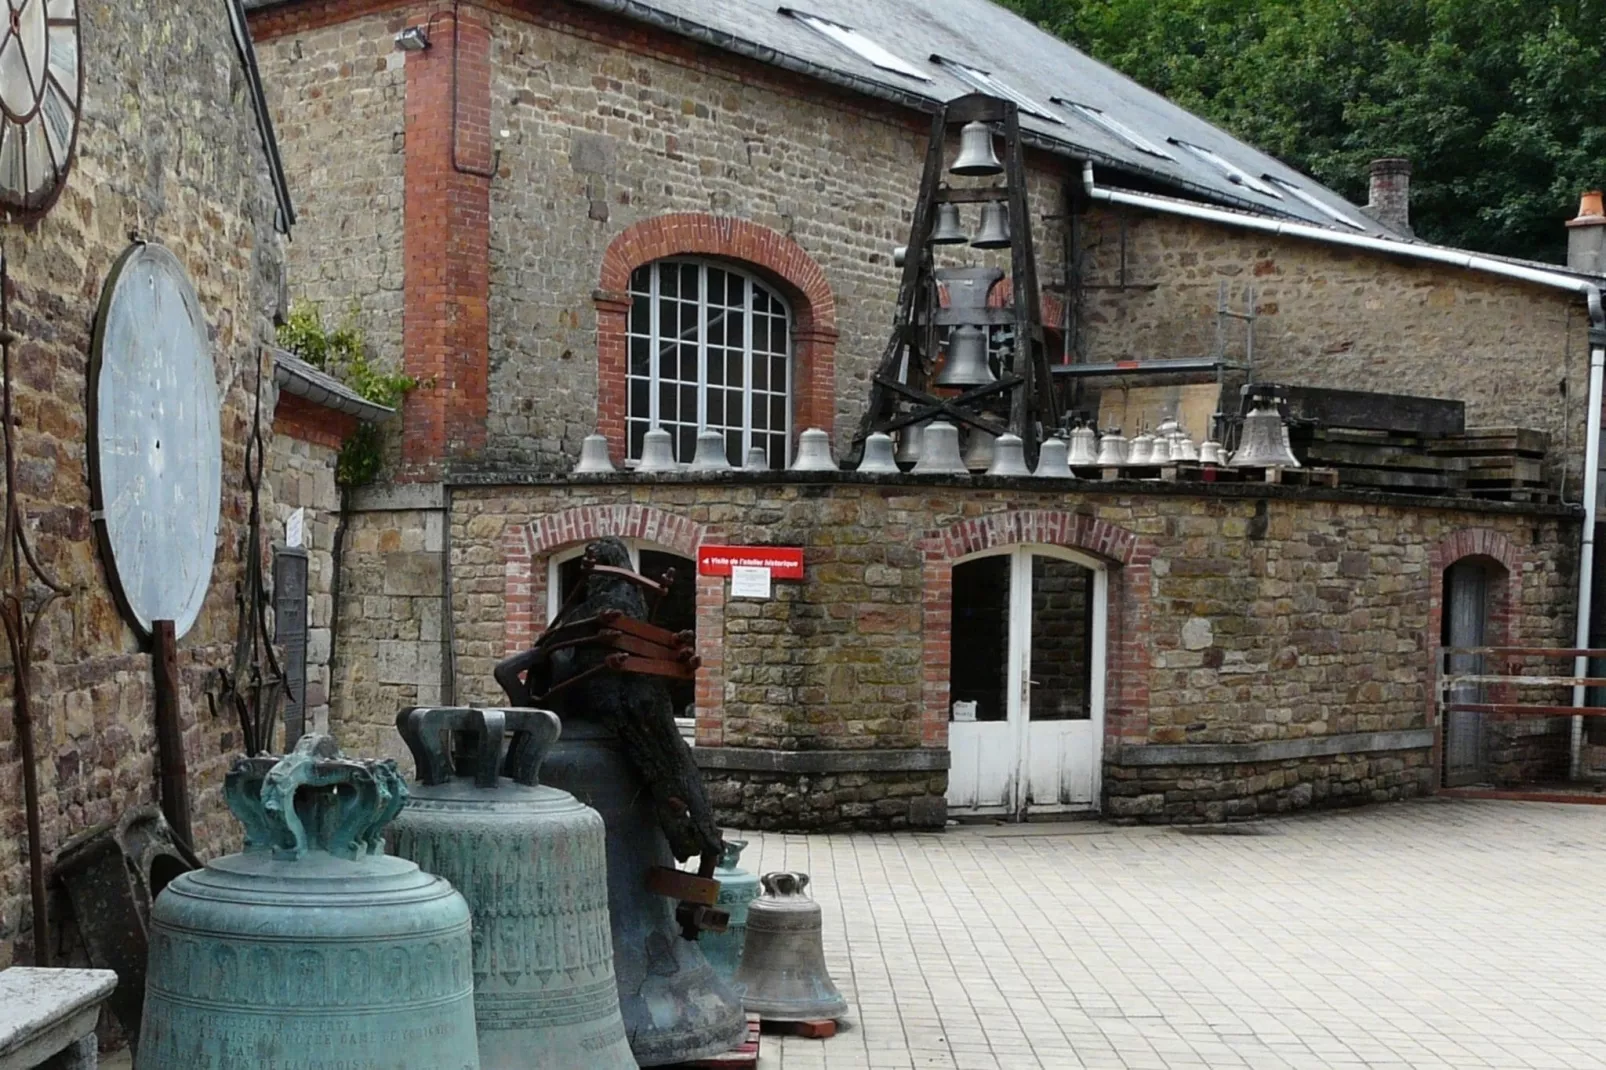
[854,94,1061,465]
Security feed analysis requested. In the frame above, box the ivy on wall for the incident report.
[276,303,417,486]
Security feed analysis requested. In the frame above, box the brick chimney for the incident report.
[1566,190,1606,275]
[1364,158,1412,236]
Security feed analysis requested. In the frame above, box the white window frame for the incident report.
[779,8,930,81]
[1052,98,1173,160]
[930,56,1061,123]
[627,259,794,468]
[1263,175,1367,229]
[1170,139,1283,199]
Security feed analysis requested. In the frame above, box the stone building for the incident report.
[0,1,308,970]
[243,0,1606,829]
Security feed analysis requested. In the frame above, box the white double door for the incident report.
[946,547,1107,818]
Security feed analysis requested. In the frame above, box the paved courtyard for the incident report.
[741,799,1606,1070]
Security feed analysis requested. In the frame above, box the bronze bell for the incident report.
[972,201,1011,249]
[934,325,993,387]
[929,203,967,245]
[1231,397,1301,468]
[951,121,1002,175]
[733,872,848,1023]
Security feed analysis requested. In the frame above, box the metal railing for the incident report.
[1439,646,1606,718]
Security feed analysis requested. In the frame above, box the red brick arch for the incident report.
[594,214,839,462]
[502,503,731,744]
[1425,528,1525,784]
[918,510,1153,754]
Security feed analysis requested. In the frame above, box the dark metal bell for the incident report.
[540,714,747,1066]
[951,121,1002,175]
[972,201,1011,249]
[732,872,848,1023]
[929,203,967,245]
[1231,398,1301,468]
[935,325,994,387]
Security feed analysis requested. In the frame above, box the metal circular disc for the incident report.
[88,242,223,640]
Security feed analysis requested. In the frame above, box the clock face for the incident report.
[0,0,80,217]
[89,243,223,641]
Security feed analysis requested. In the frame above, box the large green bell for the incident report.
[388,706,636,1070]
[138,735,480,1070]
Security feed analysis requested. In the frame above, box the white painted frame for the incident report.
[945,544,1108,818]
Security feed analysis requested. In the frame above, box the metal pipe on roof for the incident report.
[1081,161,1606,782]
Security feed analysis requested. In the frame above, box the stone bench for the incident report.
[0,968,118,1070]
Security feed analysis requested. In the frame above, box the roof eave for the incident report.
[272,349,396,423]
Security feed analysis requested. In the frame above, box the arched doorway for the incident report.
[1442,556,1507,787]
[946,545,1108,818]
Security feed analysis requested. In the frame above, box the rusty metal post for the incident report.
[152,619,193,846]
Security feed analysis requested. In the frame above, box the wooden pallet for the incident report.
[671,1014,762,1068]
[1077,463,1337,488]
[1427,427,1550,458]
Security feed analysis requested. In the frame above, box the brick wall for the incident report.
[0,0,287,966]
[334,476,1581,829]
[254,2,1589,483]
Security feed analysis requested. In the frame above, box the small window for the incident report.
[627,259,792,469]
[779,8,930,81]
[1052,99,1173,160]
[1263,175,1367,230]
[1170,139,1282,199]
[930,57,1061,123]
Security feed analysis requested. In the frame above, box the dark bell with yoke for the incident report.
[494,536,746,1066]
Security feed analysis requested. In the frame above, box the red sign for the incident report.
[697,545,805,580]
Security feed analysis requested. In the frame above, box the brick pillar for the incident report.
[402,5,493,477]
[1365,157,1412,237]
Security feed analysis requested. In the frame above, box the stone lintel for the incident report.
[350,481,446,512]
[1115,729,1434,767]
[694,747,949,774]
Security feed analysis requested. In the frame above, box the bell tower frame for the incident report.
[853,93,1061,465]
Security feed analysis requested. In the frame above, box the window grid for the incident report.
[931,57,1061,123]
[627,260,792,469]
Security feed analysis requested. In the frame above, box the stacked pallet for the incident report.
[1429,427,1552,502]
[1290,427,1466,495]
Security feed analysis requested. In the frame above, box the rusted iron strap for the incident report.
[581,560,667,596]
[1443,703,1606,716]
[608,613,693,648]
[647,865,721,906]
[616,654,698,680]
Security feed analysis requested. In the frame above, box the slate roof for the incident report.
[245,0,1394,237]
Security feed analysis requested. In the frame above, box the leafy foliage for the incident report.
[276,303,416,487]
[1001,0,1606,261]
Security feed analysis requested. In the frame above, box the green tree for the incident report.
[1002,0,1606,261]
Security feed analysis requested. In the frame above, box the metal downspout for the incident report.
[1082,162,1606,779]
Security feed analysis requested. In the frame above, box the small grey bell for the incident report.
[637,428,678,473]
[732,872,848,1024]
[1066,425,1099,466]
[934,326,994,388]
[972,201,1010,249]
[743,445,770,471]
[1150,435,1174,464]
[1127,432,1154,466]
[892,245,908,267]
[985,433,1030,476]
[951,121,1003,176]
[929,203,967,245]
[1173,436,1199,463]
[790,428,838,472]
[1199,440,1224,465]
[913,421,966,474]
[856,433,899,474]
[573,434,616,474]
[1033,437,1073,478]
[962,427,996,471]
[1094,430,1127,466]
[689,429,731,472]
[894,420,926,466]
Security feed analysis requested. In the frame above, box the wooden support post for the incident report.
[151,619,192,846]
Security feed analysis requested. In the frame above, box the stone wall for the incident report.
[0,1,287,967]
[339,474,1583,829]
[255,6,407,375]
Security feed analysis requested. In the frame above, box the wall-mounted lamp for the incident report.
[394,26,431,51]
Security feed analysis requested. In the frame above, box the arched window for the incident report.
[627,259,792,468]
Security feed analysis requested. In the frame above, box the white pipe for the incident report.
[1083,162,1606,779]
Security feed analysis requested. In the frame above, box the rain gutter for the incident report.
[1084,161,1606,780]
